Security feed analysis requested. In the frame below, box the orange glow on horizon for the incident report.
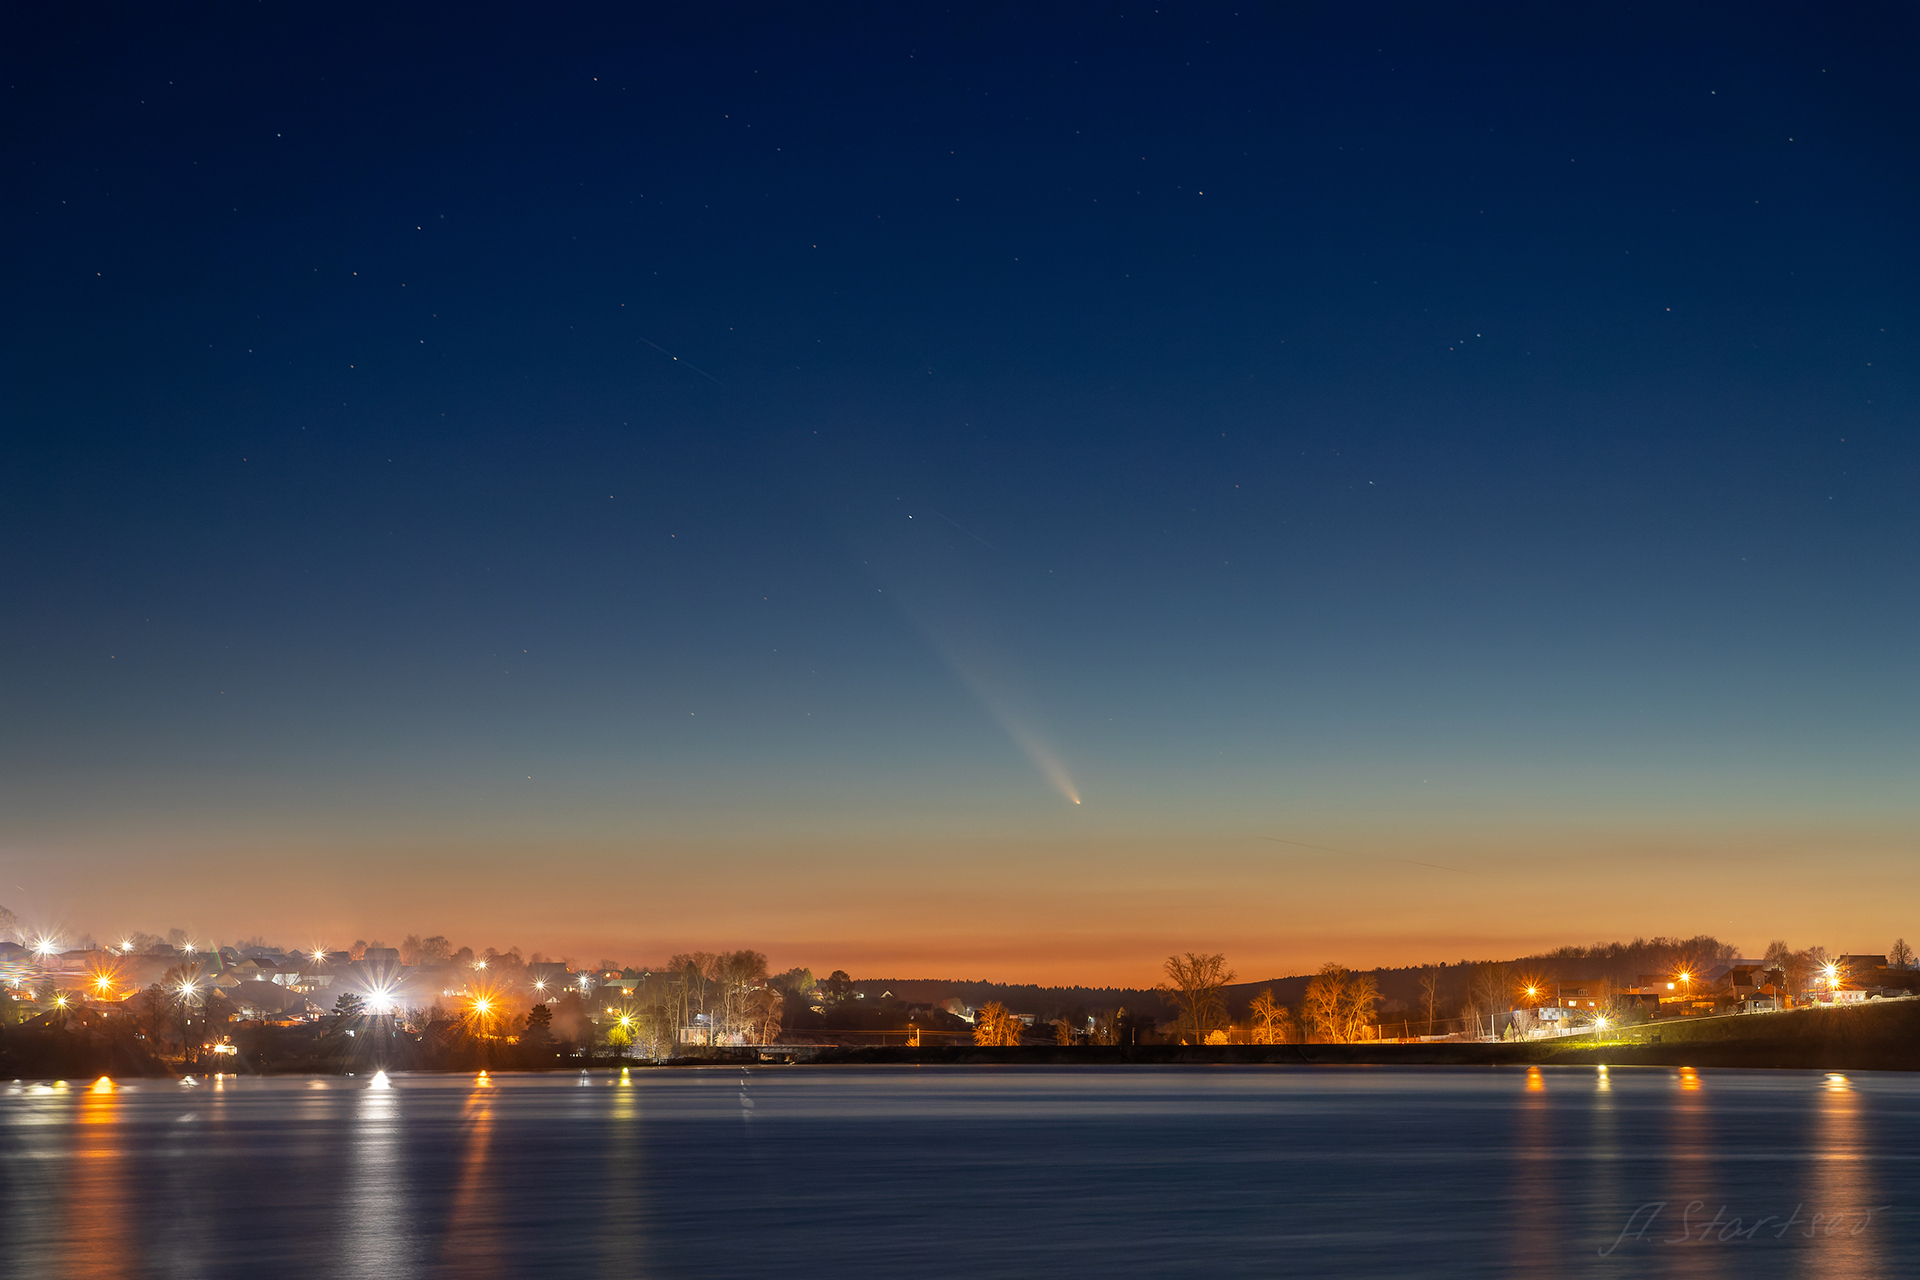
[25,822,1920,990]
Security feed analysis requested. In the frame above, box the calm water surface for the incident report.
[2,1064,1914,1278]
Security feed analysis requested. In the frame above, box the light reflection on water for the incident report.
[435,1081,504,1278]
[68,1079,130,1279]
[337,1079,417,1277]
[1808,1076,1883,1279]
[3,1065,1916,1279]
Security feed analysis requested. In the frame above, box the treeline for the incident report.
[1225,935,1741,1012]
[857,977,1167,1019]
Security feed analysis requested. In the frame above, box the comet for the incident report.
[968,690,1082,805]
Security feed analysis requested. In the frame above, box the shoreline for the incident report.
[8,998,1914,1080]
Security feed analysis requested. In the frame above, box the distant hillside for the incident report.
[1227,934,1741,1018]
[858,936,1741,1025]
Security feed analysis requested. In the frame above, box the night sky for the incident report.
[5,4,1915,983]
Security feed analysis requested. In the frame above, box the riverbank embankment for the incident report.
[793,998,1920,1072]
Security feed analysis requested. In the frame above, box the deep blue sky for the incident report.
[4,4,1915,979]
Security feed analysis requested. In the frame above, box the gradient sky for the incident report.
[4,4,1915,985]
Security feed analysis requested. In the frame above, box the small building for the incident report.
[1539,977,1609,1011]
[527,961,573,993]
[1836,955,1889,986]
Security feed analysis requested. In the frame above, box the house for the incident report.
[526,961,574,995]
[1538,977,1609,1011]
[1835,955,1889,986]
[228,982,313,1019]
[1718,963,1785,1002]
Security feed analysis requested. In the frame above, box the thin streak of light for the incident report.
[637,336,723,383]
[925,507,996,550]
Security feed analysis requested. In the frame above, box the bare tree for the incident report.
[1249,989,1292,1044]
[667,953,717,1043]
[1302,964,1347,1042]
[746,986,784,1044]
[1777,947,1815,1000]
[972,1001,1022,1046]
[1340,971,1380,1042]
[1049,1016,1075,1046]
[1157,953,1235,1045]
[718,950,770,1042]
[1891,938,1914,970]
[1462,963,1510,1039]
[1301,965,1380,1043]
[1417,968,1442,1035]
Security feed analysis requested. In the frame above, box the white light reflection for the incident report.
[337,1070,419,1275]
[1811,1069,1883,1271]
[596,1055,643,1272]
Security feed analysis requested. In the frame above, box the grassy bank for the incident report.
[796,999,1920,1071]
